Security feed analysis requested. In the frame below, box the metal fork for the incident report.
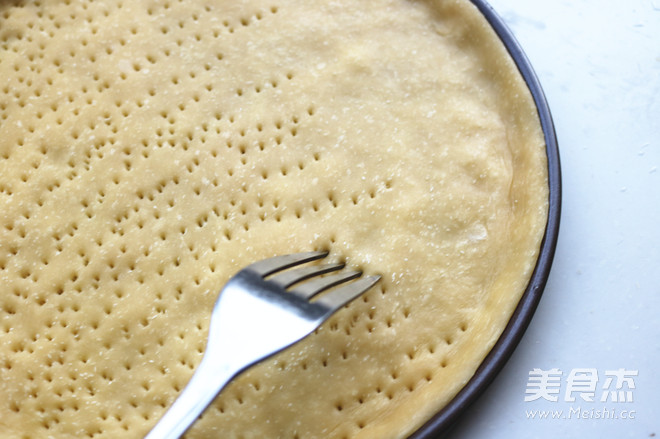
[145,251,381,439]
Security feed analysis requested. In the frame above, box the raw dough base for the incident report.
[0,0,548,437]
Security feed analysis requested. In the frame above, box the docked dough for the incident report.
[0,0,547,438]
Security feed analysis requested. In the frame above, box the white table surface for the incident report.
[447,1,660,438]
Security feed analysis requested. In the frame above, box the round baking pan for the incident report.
[408,1,562,437]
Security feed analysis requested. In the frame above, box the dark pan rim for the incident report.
[408,0,562,437]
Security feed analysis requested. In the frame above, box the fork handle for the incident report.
[145,358,238,439]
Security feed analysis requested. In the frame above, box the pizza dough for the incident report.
[0,0,548,437]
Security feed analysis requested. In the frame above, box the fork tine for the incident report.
[246,251,328,276]
[291,270,362,299]
[268,263,345,288]
[315,275,381,310]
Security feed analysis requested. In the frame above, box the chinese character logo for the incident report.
[525,368,563,402]
[601,369,638,403]
[565,368,598,402]
[524,368,638,403]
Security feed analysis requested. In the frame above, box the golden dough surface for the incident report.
[0,0,548,438]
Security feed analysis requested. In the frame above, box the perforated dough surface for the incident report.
[0,0,548,438]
